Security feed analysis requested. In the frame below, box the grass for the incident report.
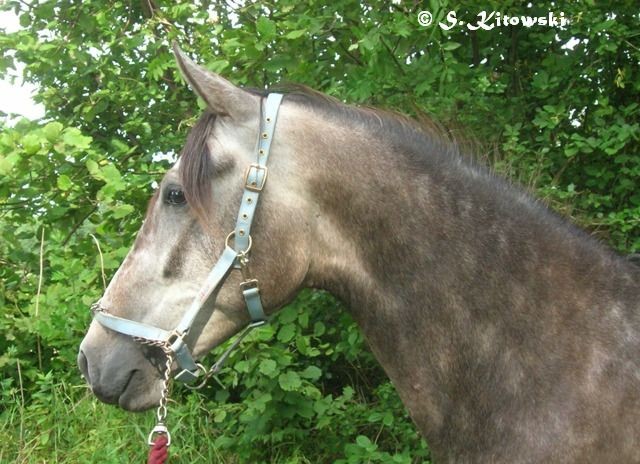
[1,299,430,464]
[0,376,236,464]
[1,373,430,464]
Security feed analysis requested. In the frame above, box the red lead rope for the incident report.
[147,434,169,464]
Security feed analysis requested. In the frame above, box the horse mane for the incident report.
[180,87,585,239]
[179,85,472,226]
[273,84,466,165]
[176,84,629,262]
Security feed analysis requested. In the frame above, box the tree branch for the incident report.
[381,37,406,75]
[62,205,99,247]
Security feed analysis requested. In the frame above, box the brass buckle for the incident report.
[243,164,268,192]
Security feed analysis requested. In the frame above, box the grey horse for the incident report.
[79,47,640,463]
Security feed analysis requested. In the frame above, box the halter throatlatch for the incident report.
[89,93,284,450]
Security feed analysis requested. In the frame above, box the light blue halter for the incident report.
[91,93,284,384]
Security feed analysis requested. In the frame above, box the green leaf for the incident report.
[19,13,30,27]
[57,174,72,191]
[278,307,298,324]
[256,17,276,40]
[355,435,371,447]
[285,29,306,39]
[86,159,100,179]
[277,323,296,343]
[258,359,278,377]
[111,204,133,219]
[300,365,321,380]
[22,133,42,155]
[442,41,461,51]
[278,371,301,391]
[235,360,249,373]
[207,59,229,73]
[215,390,230,403]
[62,128,92,149]
[0,154,16,174]
[43,122,63,143]
[100,164,124,190]
[313,321,326,336]
[298,311,309,328]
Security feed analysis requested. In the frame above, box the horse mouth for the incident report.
[116,370,161,412]
[79,349,163,412]
[85,368,134,405]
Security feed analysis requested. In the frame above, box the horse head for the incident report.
[78,46,314,410]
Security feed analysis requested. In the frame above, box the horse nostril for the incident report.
[77,350,90,383]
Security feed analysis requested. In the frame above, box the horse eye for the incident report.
[164,185,186,206]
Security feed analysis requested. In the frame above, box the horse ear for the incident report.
[172,42,256,119]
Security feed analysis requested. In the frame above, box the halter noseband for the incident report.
[91,93,284,384]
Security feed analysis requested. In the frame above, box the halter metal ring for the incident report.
[225,231,252,254]
[183,363,210,390]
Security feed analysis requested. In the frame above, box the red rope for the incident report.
[147,434,169,464]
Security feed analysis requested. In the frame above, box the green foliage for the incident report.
[190,290,429,462]
[1,0,638,462]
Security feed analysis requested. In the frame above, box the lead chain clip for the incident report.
[147,343,173,447]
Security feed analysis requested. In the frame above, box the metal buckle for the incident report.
[147,423,171,446]
[239,278,259,290]
[243,164,268,192]
[166,329,186,347]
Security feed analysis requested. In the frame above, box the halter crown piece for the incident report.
[90,93,284,452]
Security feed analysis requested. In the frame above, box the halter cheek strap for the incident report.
[92,93,284,384]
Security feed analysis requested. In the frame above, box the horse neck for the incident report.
[295,110,640,453]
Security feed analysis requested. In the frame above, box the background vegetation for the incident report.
[1,0,638,462]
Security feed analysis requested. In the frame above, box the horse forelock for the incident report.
[178,110,217,225]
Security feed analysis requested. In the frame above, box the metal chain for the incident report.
[156,344,173,423]
[135,336,174,446]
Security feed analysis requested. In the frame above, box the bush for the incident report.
[1,1,638,462]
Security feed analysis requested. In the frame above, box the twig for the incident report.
[0,199,32,207]
[16,0,31,9]
[35,227,45,371]
[381,37,406,75]
[35,227,45,318]
[624,39,640,53]
[90,234,107,290]
[61,205,98,247]
[338,42,364,66]
[144,0,176,33]
[16,358,25,446]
